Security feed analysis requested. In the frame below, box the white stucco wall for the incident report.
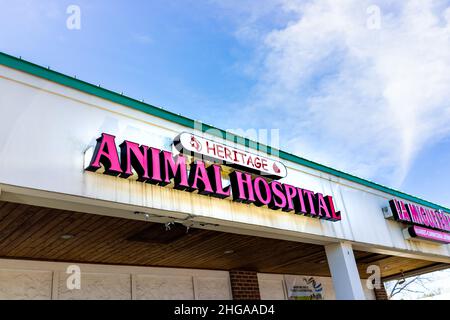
[0,65,449,262]
[0,258,375,300]
[0,259,232,300]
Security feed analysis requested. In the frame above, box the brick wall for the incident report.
[374,281,389,300]
[229,270,261,300]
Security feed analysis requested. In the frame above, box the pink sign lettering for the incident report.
[405,226,450,244]
[86,133,342,223]
[389,199,450,233]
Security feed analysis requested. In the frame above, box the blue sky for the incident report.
[1,0,450,207]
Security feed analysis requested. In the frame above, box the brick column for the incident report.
[374,281,389,300]
[229,270,261,300]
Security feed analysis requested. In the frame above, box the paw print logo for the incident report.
[190,136,202,152]
[272,162,281,174]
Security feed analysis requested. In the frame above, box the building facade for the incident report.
[0,52,448,300]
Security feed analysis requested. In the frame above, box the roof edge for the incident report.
[1,51,448,212]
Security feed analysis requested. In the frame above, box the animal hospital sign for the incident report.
[85,133,342,222]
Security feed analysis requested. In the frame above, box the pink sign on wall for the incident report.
[404,226,450,244]
[387,199,450,244]
[389,199,450,233]
[85,133,342,222]
[174,132,287,179]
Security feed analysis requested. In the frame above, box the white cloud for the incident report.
[226,0,450,187]
[132,34,152,45]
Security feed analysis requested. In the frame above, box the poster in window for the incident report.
[286,276,324,300]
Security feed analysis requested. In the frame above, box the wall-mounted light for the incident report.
[382,206,393,219]
[134,211,151,221]
[165,222,175,231]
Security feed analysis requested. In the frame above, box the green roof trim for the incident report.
[1,51,448,212]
